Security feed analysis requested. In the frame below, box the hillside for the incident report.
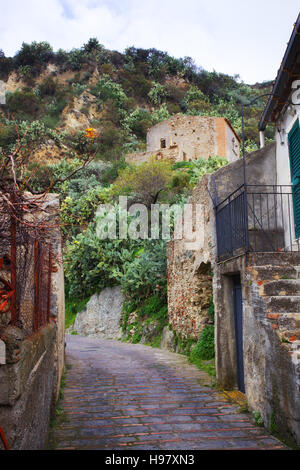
[0,38,274,167]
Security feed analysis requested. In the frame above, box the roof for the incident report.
[259,13,300,130]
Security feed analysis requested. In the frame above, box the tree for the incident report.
[14,41,54,73]
[113,157,173,208]
[83,37,102,53]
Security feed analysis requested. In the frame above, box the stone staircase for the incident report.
[247,252,300,394]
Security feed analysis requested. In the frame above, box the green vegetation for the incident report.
[120,293,168,347]
[253,410,264,427]
[170,327,216,378]
[190,326,215,361]
[65,297,90,329]
[187,297,215,376]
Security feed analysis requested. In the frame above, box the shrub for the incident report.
[64,227,143,299]
[43,97,67,127]
[120,70,152,100]
[148,82,168,105]
[113,157,173,208]
[96,123,125,161]
[38,76,58,97]
[65,296,90,329]
[90,75,126,106]
[14,41,54,74]
[0,121,18,151]
[67,48,86,71]
[152,104,170,125]
[60,186,111,236]
[100,63,115,76]
[6,89,40,119]
[167,102,181,115]
[0,52,13,80]
[188,156,228,186]
[83,38,102,54]
[17,65,34,82]
[54,49,69,70]
[72,82,86,96]
[18,120,67,146]
[122,108,153,139]
[101,159,128,185]
[190,325,215,361]
[120,241,167,301]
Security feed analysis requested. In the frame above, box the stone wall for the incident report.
[167,174,213,339]
[0,325,57,449]
[213,252,300,446]
[126,146,179,164]
[126,115,240,165]
[70,286,124,340]
[0,193,65,450]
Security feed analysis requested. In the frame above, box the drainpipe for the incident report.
[259,130,265,149]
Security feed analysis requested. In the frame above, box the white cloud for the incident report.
[0,0,299,83]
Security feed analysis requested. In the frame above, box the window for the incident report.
[160,138,166,149]
[183,152,187,161]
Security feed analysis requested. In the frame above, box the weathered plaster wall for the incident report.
[209,143,276,203]
[275,102,300,188]
[225,119,240,163]
[275,105,300,248]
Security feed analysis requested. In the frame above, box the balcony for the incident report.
[215,184,300,261]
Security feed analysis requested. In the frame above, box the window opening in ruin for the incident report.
[160,139,166,149]
[183,152,187,161]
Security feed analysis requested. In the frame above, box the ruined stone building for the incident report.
[126,114,240,164]
[167,14,300,446]
[0,194,65,450]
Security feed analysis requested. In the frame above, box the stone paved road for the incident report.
[51,335,286,450]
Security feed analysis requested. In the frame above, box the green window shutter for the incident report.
[288,119,300,237]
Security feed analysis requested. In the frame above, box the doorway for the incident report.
[233,275,245,393]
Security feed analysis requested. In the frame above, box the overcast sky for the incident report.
[0,0,299,84]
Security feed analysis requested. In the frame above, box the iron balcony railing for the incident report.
[215,184,300,261]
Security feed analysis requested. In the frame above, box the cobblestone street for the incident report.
[51,335,286,450]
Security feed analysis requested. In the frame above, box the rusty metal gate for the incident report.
[0,215,53,337]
